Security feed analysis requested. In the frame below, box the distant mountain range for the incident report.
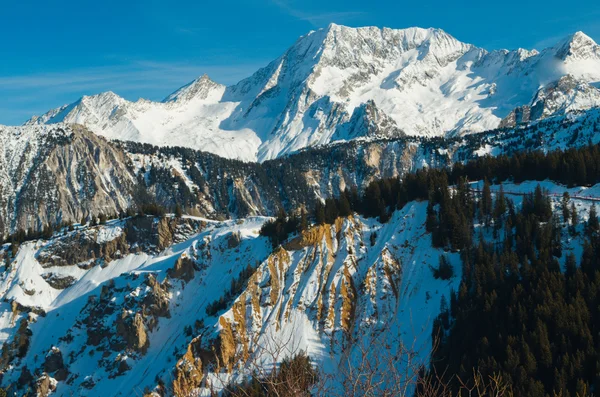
[21,24,600,162]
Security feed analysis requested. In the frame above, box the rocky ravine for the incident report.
[0,214,261,396]
[0,201,458,396]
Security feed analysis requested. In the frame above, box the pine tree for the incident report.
[570,202,578,235]
[42,223,53,239]
[324,198,338,224]
[493,184,507,219]
[314,201,325,225]
[481,178,492,225]
[575,154,588,186]
[276,207,287,222]
[174,204,183,218]
[299,208,308,231]
[565,253,577,277]
[433,255,454,280]
[338,191,352,217]
[536,320,552,368]
[587,203,599,237]
[378,202,390,223]
[364,182,382,218]
[561,192,571,223]
[348,187,360,211]
[426,199,438,233]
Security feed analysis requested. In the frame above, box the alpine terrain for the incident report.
[0,24,599,397]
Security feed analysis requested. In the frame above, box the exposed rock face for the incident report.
[25,26,600,162]
[156,217,174,249]
[189,207,452,397]
[143,274,171,324]
[499,105,532,128]
[0,124,137,236]
[167,256,197,283]
[116,311,149,354]
[172,337,204,396]
[36,374,58,397]
[0,214,213,395]
[555,31,600,61]
[84,294,116,347]
[218,316,237,372]
[41,273,77,289]
[332,100,405,141]
[37,226,129,267]
[0,200,466,396]
[500,75,600,128]
[44,347,65,373]
[226,231,242,249]
[0,318,32,370]
[164,74,224,103]
[124,216,154,248]
[121,107,600,224]
[530,76,600,120]
[17,366,33,390]
[125,216,199,253]
[117,357,130,374]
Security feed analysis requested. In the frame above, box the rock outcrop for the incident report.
[172,337,204,397]
[116,311,149,354]
[35,374,58,397]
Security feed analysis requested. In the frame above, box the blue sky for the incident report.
[1,0,599,125]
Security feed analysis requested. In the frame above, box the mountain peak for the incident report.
[163,74,224,103]
[554,31,599,61]
[326,22,342,31]
[571,31,596,44]
[81,90,120,102]
[300,24,471,71]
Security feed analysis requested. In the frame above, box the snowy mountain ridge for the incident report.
[3,105,600,237]
[25,25,600,162]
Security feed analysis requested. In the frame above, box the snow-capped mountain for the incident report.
[26,25,600,162]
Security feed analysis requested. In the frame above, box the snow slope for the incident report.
[0,179,598,395]
[0,216,272,396]
[202,202,462,395]
[0,203,461,396]
[26,26,600,162]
